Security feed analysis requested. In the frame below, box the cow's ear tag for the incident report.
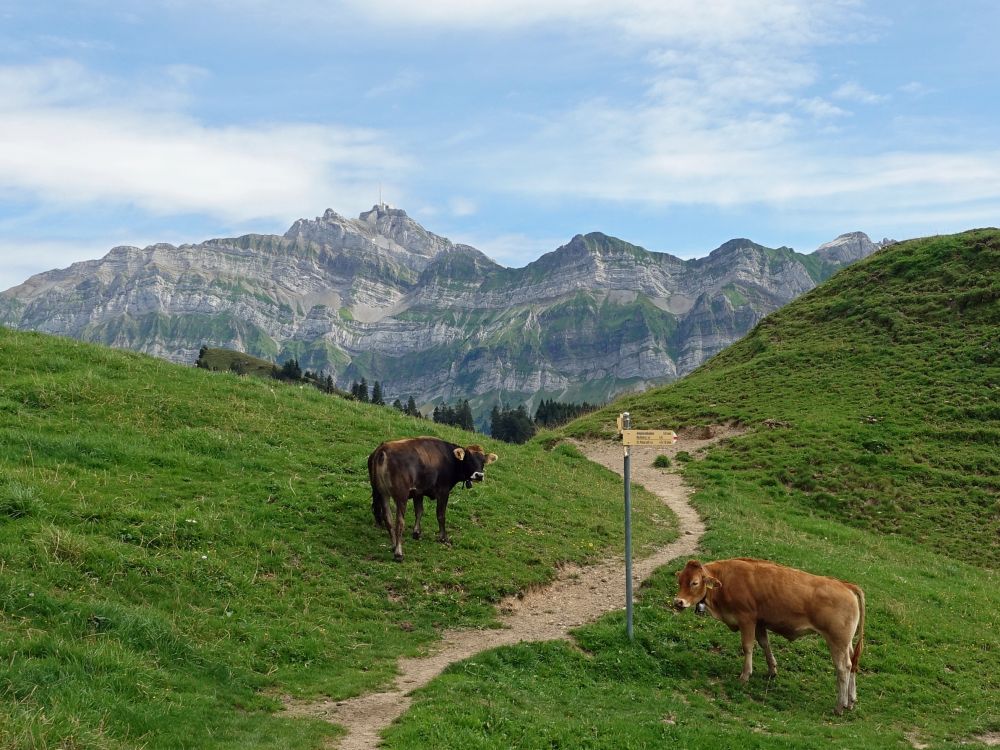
[453,448,466,461]
[486,453,498,464]
[705,577,721,590]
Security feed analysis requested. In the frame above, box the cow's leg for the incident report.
[371,482,390,530]
[391,496,407,562]
[383,496,398,557]
[826,637,853,715]
[848,670,858,709]
[738,620,756,683]
[435,491,451,544]
[755,623,778,678]
[379,493,393,535]
[412,496,424,540]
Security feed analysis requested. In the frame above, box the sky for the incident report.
[1,0,999,290]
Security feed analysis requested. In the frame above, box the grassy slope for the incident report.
[0,329,677,749]
[384,230,1000,748]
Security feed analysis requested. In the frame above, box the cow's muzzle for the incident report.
[672,598,688,612]
[471,472,485,482]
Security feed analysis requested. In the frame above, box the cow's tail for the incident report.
[849,584,866,673]
[369,448,388,528]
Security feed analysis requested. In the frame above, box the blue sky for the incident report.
[1,0,998,289]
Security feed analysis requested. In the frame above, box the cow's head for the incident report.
[673,559,720,612]
[452,445,499,488]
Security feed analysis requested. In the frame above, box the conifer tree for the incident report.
[280,358,301,380]
[458,400,475,432]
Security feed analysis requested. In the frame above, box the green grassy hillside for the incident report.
[568,228,999,566]
[0,328,677,749]
[384,230,999,748]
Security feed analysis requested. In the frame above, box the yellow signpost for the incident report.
[621,429,678,446]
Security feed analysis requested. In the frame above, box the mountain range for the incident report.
[0,205,891,419]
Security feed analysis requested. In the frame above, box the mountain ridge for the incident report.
[0,207,891,417]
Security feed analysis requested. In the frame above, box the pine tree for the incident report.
[458,400,475,432]
[490,403,536,443]
[392,398,404,411]
[406,396,419,417]
[358,377,369,403]
[280,358,301,380]
[371,381,385,406]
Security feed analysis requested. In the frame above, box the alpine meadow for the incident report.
[0,326,677,748]
[2,227,997,748]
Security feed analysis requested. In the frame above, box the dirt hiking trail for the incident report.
[281,425,743,749]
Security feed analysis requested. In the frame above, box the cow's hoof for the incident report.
[393,553,404,563]
[412,531,421,540]
[834,705,845,716]
[739,673,750,684]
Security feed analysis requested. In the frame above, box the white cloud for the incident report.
[0,59,108,107]
[504,111,1000,222]
[364,69,422,99]
[193,0,855,49]
[448,197,478,217]
[0,60,409,223]
[832,81,887,104]
[342,0,851,49]
[899,81,932,96]
[800,97,850,118]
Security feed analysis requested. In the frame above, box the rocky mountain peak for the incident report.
[813,232,879,264]
[283,204,453,262]
[708,238,764,257]
[358,204,408,224]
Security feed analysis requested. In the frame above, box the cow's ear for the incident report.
[705,576,722,590]
[486,453,498,464]
[453,447,466,461]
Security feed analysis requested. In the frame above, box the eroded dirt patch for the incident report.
[281,424,744,749]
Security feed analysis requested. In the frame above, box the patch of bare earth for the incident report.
[281,424,744,749]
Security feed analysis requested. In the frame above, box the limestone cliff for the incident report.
[0,208,888,416]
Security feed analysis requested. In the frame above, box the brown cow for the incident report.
[368,437,498,562]
[673,558,866,714]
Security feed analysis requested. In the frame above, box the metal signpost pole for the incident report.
[622,411,634,641]
[617,415,675,642]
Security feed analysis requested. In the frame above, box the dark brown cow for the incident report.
[673,558,866,714]
[368,437,498,561]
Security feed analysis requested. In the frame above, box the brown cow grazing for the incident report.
[368,437,498,562]
[673,558,866,715]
